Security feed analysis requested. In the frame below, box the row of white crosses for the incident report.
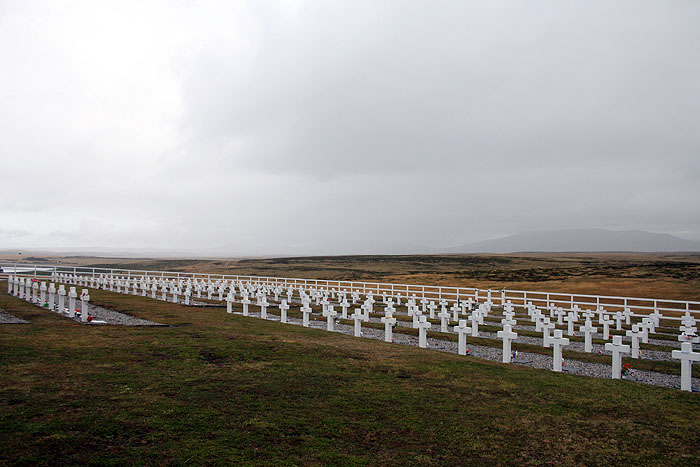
[40,272,700,391]
[7,275,92,322]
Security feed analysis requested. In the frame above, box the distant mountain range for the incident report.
[444,229,700,254]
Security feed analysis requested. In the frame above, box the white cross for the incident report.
[501,316,517,328]
[427,301,438,319]
[564,312,577,336]
[534,312,544,332]
[279,300,290,323]
[412,309,421,329]
[605,335,631,379]
[48,283,56,310]
[680,323,698,335]
[324,306,337,331]
[438,309,451,333]
[225,292,235,313]
[600,315,613,340]
[640,318,653,343]
[80,289,90,322]
[381,312,397,343]
[678,332,700,345]
[242,295,251,316]
[68,287,77,318]
[579,319,598,353]
[542,320,556,348]
[468,313,480,337]
[362,302,371,322]
[451,303,461,322]
[625,324,644,359]
[672,342,700,392]
[614,311,623,331]
[301,303,312,327]
[352,309,364,337]
[260,296,269,319]
[547,329,569,372]
[497,324,518,363]
[339,299,350,319]
[417,316,431,349]
[454,320,472,355]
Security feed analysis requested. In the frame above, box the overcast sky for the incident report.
[1,1,699,256]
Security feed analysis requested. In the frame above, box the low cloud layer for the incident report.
[1,1,699,255]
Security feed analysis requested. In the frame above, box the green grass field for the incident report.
[2,283,700,465]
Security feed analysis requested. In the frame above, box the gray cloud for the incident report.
[1,0,699,255]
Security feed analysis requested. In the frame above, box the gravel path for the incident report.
[384,318,678,362]
[236,308,697,392]
[10,295,167,326]
[0,309,29,324]
[47,302,166,326]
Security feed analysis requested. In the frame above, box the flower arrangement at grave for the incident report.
[42,301,49,308]
[621,363,633,377]
[682,332,699,340]
[511,351,518,360]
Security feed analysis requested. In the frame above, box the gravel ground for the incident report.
[0,309,29,324]
[235,308,697,392]
[369,315,678,363]
[25,298,166,326]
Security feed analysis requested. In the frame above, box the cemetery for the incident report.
[4,266,697,391]
[1,262,700,463]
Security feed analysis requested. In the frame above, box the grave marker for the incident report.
[605,335,631,379]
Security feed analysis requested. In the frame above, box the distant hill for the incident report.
[445,229,700,253]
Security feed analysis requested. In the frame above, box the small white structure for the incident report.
[497,324,518,363]
[225,293,235,314]
[80,289,90,323]
[381,312,397,343]
[48,283,56,311]
[324,306,337,331]
[352,309,364,337]
[279,300,290,324]
[547,329,569,372]
[601,315,613,340]
[438,308,450,333]
[241,296,251,317]
[468,313,480,337]
[427,301,438,319]
[417,316,431,349]
[68,287,77,318]
[564,312,577,336]
[340,300,350,319]
[626,324,644,359]
[542,320,556,348]
[579,320,598,353]
[301,303,312,327]
[454,320,472,356]
[672,342,700,392]
[57,285,66,314]
[605,335,631,379]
